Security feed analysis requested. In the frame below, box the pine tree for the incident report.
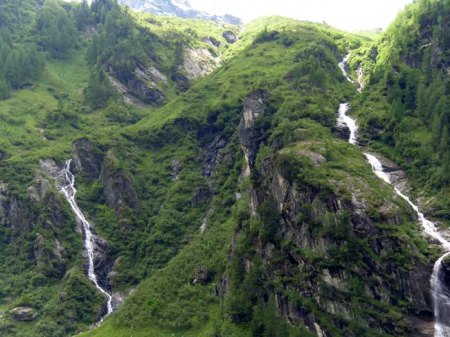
[0,75,10,99]
[73,0,91,30]
[36,1,76,59]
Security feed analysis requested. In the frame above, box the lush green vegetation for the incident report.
[0,0,447,336]
[0,0,246,335]
[352,0,450,219]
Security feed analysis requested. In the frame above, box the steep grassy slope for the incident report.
[0,1,242,336]
[81,14,437,337]
[350,0,450,220]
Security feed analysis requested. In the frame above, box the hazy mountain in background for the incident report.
[118,0,242,24]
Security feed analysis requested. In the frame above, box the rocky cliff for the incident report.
[222,110,435,335]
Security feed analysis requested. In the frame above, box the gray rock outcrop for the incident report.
[72,138,103,179]
[10,307,37,322]
[100,151,138,213]
[223,30,238,44]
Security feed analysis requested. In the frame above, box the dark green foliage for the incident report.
[0,36,45,91]
[257,197,279,243]
[36,0,77,59]
[104,102,144,124]
[0,75,10,99]
[253,28,280,44]
[86,0,154,75]
[85,69,115,109]
[0,0,36,39]
[356,0,450,218]
[250,297,292,337]
[0,1,46,96]
[42,100,82,129]
[73,0,92,31]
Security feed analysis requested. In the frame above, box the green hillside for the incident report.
[0,0,448,336]
[351,0,450,219]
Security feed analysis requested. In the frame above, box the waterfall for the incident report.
[338,54,356,85]
[339,55,450,336]
[60,159,113,324]
[338,103,358,145]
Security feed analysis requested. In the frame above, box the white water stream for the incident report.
[61,159,113,324]
[339,55,450,336]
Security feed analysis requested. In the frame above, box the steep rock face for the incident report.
[0,168,70,279]
[203,134,228,177]
[108,66,166,106]
[191,187,212,207]
[26,176,51,203]
[0,182,32,241]
[181,48,218,81]
[237,90,267,216]
[238,90,267,178]
[34,233,65,278]
[253,155,432,335]
[0,182,12,230]
[106,73,147,108]
[72,138,104,179]
[100,150,138,213]
[333,120,351,141]
[71,138,138,213]
[222,30,238,44]
[91,235,114,292]
[370,153,410,192]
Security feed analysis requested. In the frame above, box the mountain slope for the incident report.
[81,13,436,337]
[0,0,447,337]
[350,0,450,220]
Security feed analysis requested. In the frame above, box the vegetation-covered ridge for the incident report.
[350,0,450,220]
[0,0,447,336]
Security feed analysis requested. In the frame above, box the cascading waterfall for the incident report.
[61,159,113,324]
[338,103,358,145]
[338,54,356,85]
[338,55,450,336]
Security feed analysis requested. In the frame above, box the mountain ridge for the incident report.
[118,0,242,25]
[0,0,448,336]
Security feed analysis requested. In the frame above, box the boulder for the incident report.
[10,307,37,322]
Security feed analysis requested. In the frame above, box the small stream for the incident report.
[61,159,113,324]
[338,54,450,336]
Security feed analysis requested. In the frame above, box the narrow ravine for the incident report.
[339,55,450,336]
[61,159,113,325]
